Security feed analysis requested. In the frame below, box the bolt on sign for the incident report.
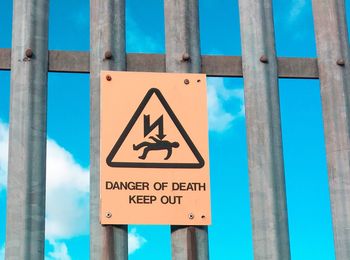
[100,71,211,225]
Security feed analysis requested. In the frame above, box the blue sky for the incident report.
[0,0,347,259]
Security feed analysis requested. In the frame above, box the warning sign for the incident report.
[100,71,211,225]
[106,88,204,168]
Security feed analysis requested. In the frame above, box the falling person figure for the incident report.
[133,136,180,160]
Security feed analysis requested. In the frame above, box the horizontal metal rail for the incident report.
[0,48,318,78]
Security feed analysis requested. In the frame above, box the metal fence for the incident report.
[0,0,349,259]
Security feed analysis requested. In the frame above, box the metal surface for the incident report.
[164,0,209,259]
[171,226,208,260]
[2,0,349,258]
[312,1,350,259]
[238,0,291,259]
[49,50,90,73]
[126,53,165,73]
[5,0,49,259]
[187,227,197,260]
[164,0,200,73]
[0,48,319,78]
[0,48,11,70]
[277,57,318,79]
[90,0,128,259]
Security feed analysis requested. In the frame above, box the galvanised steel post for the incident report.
[238,0,291,259]
[312,1,350,259]
[164,0,209,259]
[5,0,49,259]
[90,0,127,259]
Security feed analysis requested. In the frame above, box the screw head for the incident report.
[104,51,113,60]
[106,75,112,81]
[337,59,345,66]
[25,48,33,58]
[184,79,190,85]
[188,213,194,219]
[106,212,112,218]
[260,55,268,63]
[182,53,191,62]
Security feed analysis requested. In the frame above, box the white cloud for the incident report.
[0,121,8,190]
[128,228,147,255]
[0,120,88,256]
[0,121,89,239]
[0,244,4,260]
[45,139,89,240]
[288,0,307,23]
[207,78,244,132]
[46,240,71,260]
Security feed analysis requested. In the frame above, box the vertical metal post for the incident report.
[312,1,350,259]
[90,0,128,259]
[164,1,209,259]
[238,1,291,259]
[5,0,49,259]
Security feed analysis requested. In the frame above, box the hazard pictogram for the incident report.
[106,88,205,168]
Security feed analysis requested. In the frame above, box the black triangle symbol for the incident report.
[106,88,205,169]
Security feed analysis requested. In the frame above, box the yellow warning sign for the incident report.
[100,71,211,225]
